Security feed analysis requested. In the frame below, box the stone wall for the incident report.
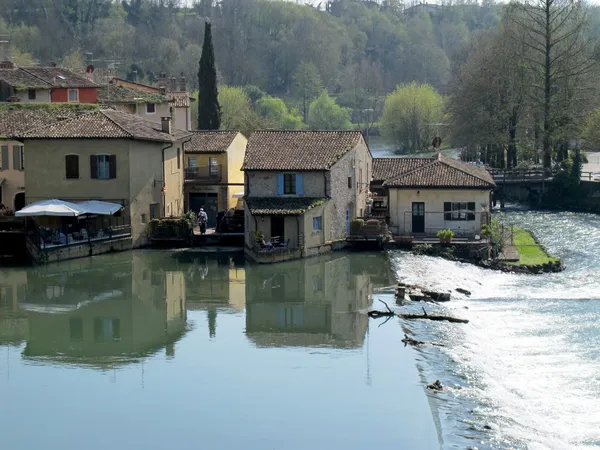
[41,237,132,263]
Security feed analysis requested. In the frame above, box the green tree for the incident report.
[197,21,220,130]
[382,82,445,153]
[307,92,352,130]
[256,95,304,130]
[582,108,600,151]
[292,62,324,123]
[219,85,263,136]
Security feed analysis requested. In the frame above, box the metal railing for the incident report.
[184,165,222,183]
[27,220,132,250]
[391,211,490,238]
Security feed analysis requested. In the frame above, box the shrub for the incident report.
[437,229,454,244]
[481,218,504,252]
[350,219,364,235]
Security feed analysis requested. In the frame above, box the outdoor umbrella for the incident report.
[15,199,83,217]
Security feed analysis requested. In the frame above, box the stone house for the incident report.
[371,154,495,237]
[106,77,193,131]
[0,62,98,103]
[243,130,372,261]
[97,82,172,123]
[183,131,247,227]
[19,110,190,247]
[0,103,97,211]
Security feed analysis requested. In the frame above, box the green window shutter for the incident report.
[0,145,8,170]
[444,202,451,221]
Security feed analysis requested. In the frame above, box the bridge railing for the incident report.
[489,168,552,182]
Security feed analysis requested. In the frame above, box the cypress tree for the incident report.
[197,21,220,130]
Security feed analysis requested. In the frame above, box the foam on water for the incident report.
[389,210,600,449]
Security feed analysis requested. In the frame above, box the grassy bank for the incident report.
[508,228,559,266]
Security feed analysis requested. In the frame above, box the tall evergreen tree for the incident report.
[198,21,220,130]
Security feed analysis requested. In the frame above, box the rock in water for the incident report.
[427,380,443,391]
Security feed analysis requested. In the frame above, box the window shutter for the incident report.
[296,174,304,195]
[444,202,451,221]
[90,155,98,179]
[12,145,20,170]
[109,155,117,179]
[0,145,8,170]
[277,173,284,196]
[467,202,476,221]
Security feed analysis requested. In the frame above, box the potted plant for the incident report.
[437,229,454,244]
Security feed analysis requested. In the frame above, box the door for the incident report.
[14,192,25,212]
[412,202,425,233]
[346,207,351,234]
[271,216,285,241]
[189,193,219,228]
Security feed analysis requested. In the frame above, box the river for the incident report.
[0,251,439,450]
[1,210,599,449]
[387,209,600,449]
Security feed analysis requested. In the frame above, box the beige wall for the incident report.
[15,89,51,102]
[0,139,25,210]
[388,188,492,236]
[173,106,191,131]
[226,133,247,207]
[24,138,183,248]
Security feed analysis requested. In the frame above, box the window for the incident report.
[150,203,160,220]
[312,276,323,292]
[177,148,181,169]
[146,103,156,114]
[12,145,24,170]
[141,214,147,224]
[65,154,79,179]
[68,89,79,102]
[94,318,121,342]
[348,176,352,188]
[284,173,296,194]
[444,202,476,221]
[313,216,322,231]
[209,157,219,176]
[188,156,197,167]
[0,145,8,170]
[90,155,116,180]
[69,318,83,341]
[28,89,36,100]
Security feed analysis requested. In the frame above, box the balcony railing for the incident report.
[185,165,222,183]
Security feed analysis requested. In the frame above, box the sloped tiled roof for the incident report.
[243,130,364,171]
[185,131,241,154]
[167,91,191,107]
[246,197,327,215]
[20,109,190,142]
[97,85,171,105]
[381,154,495,189]
[0,103,98,138]
[372,157,432,182]
[0,67,98,90]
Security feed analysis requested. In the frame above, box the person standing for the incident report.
[198,207,208,235]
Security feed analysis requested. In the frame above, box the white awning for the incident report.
[15,199,83,217]
[0,178,5,186]
[233,191,244,198]
[76,200,123,216]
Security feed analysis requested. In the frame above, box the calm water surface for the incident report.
[0,251,439,450]
[390,209,600,449]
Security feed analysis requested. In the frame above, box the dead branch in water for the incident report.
[367,299,396,318]
[399,313,468,324]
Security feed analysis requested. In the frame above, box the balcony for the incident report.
[185,165,222,183]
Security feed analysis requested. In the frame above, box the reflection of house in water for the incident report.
[178,252,245,338]
[246,254,382,348]
[0,269,29,346]
[20,253,187,366]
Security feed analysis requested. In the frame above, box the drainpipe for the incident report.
[296,216,301,256]
[180,136,192,212]
[161,142,173,217]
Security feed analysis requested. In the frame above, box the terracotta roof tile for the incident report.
[243,130,364,171]
[0,103,98,137]
[0,67,98,90]
[185,131,241,153]
[372,157,432,182]
[97,85,171,105]
[20,109,190,142]
[167,91,191,107]
[246,197,327,215]
[381,154,495,189]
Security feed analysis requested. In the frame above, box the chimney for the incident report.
[158,72,168,88]
[161,116,172,134]
[179,73,187,91]
[169,76,177,92]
